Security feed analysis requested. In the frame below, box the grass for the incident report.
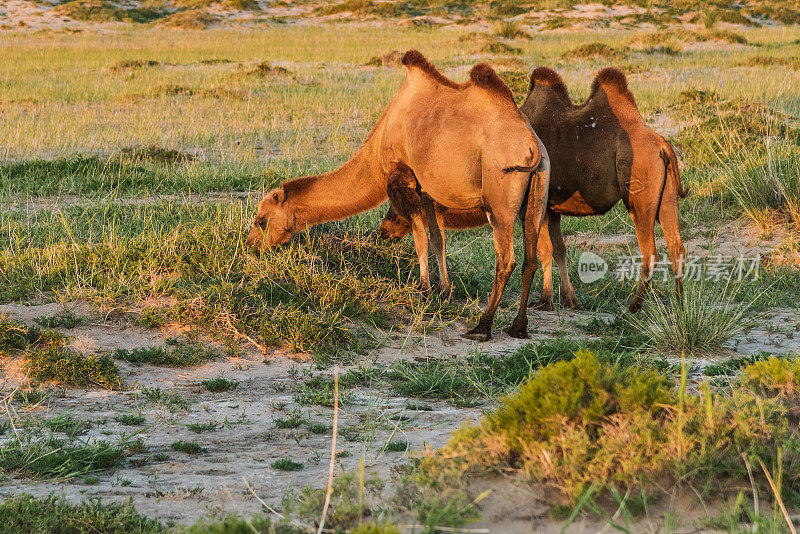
[0,494,162,534]
[187,422,217,433]
[271,458,303,471]
[113,341,217,367]
[201,377,239,392]
[274,411,305,429]
[170,440,207,454]
[34,311,85,329]
[0,434,126,480]
[115,414,146,426]
[141,387,191,412]
[384,440,408,452]
[625,281,758,356]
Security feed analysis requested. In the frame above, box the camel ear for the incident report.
[272,190,285,204]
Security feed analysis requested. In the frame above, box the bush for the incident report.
[26,346,121,390]
[742,356,800,398]
[428,350,800,502]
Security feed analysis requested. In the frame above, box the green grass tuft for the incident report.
[201,377,239,392]
[271,458,303,471]
[170,440,207,454]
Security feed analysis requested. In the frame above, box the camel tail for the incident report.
[660,142,690,199]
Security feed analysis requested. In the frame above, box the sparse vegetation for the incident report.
[271,458,303,471]
[114,341,217,367]
[115,414,146,426]
[201,377,239,392]
[170,440,207,454]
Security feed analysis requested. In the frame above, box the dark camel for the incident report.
[379,66,689,313]
[246,51,550,341]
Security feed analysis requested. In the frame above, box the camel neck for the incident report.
[284,141,387,228]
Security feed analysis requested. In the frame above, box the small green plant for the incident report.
[201,377,239,392]
[114,341,216,367]
[170,441,207,454]
[271,458,303,471]
[275,411,305,429]
[153,452,170,462]
[294,376,347,406]
[126,439,148,455]
[307,422,330,434]
[141,388,190,412]
[34,311,85,329]
[0,435,126,479]
[83,475,100,485]
[187,422,217,433]
[384,440,408,453]
[115,414,146,426]
[42,413,91,438]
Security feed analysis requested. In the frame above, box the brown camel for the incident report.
[246,50,550,341]
[379,66,689,312]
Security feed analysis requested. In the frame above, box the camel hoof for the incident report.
[506,325,529,339]
[462,325,491,342]
[532,299,555,311]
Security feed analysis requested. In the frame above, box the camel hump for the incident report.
[594,67,629,90]
[401,50,460,90]
[529,66,564,90]
[469,63,514,103]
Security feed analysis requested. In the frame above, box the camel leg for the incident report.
[659,177,686,300]
[549,212,581,309]
[463,213,517,341]
[531,211,555,311]
[507,167,549,339]
[628,202,660,313]
[408,213,432,296]
[421,196,451,297]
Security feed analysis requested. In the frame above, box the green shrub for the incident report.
[26,345,121,390]
[0,435,125,479]
[742,356,800,398]
[427,350,800,502]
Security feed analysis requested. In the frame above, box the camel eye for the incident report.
[256,217,268,229]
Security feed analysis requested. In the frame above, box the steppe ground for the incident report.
[2,1,800,532]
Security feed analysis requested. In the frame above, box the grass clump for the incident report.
[113,340,216,367]
[26,345,121,390]
[187,422,217,433]
[274,411,305,429]
[626,282,756,356]
[423,350,800,503]
[34,311,84,329]
[384,440,408,452]
[271,458,303,471]
[201,377,238,392]
[0,435,126,480]
[492,20,528,39]
[294,376,347,406]
[141,388,190,412]
[0,494,162,534]
[159,9,217,29]
[282,471,384,530]
[115,414,146,426]
[563,43,625,59]
[170,440,207,454]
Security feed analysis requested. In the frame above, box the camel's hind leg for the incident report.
[658,172,686,299]
[549,212,581,309]
[463,213,517,341]
[628,160,666,312]
[530,211,555,311]
[386,168,431,295]
[508,157,549,339]
[421,195,452,297]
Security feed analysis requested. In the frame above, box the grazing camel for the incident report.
[379,66,689,313]
[246,50,550,341]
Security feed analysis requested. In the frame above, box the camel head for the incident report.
[380,213,411,239]
[246,188,294,251]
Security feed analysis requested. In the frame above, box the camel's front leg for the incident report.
[408,213,431,295]
[421,195,451,298]
[463,214,517,341]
